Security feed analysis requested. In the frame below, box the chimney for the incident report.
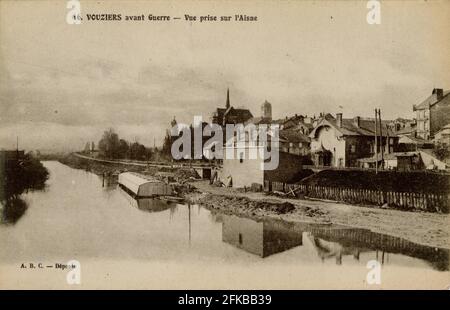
[336,113,343,128]
[353,116,360,128]
[432,88,444,100]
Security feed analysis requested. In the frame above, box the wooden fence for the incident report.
[264,181,449,213]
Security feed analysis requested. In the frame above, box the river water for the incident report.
[0,161,448,289]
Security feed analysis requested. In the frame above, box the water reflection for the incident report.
[221,215,303,257]
[3,161,448,281]
[0,197,28,224]
[121,185,450,271]
[215,213,449,271]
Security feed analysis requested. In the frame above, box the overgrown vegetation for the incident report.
[97,128,152,160]
[434,142,450,161]
[298,169,450,194]
[0,153,49,200]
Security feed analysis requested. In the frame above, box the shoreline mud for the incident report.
[186,181,450,250]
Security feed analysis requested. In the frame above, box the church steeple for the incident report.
[170,116,177,127]
[226,88,230,109]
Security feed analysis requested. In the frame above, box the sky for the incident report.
[0,0,449,152]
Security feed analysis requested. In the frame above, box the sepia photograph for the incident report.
[0,0,449,294]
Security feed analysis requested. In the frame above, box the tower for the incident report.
[171,116,177,127]
[261,100,272,121]
[226,88,230,109]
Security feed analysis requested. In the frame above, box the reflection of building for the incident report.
[219,212,449,270]
[307,226,450,271]
[221,215,303,257]
[305,234,364,265]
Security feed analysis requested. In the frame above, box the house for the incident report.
[279,129,311,156]
[219,131,305,188]
[413,88,450,140]
[245,100,273,125]
[434,123,450,146]
[397,134,434,151]
[278,114,314,134]
[388,118,416,134]
[220,147,305,188]
[211,88,253,126]
[309,113,398,168]
[419,149,448,170]
[383,152,422,171]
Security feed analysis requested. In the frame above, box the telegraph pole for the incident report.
[378,109,384,169]
[374,109,378,174]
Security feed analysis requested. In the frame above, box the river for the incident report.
[0,161,448,289]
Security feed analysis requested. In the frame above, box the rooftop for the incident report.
[414,89,450,110]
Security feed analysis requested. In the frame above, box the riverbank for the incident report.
[58,153,154,175]
[187,181,450,249]
[0,153,49,201]
[59,155,450,249]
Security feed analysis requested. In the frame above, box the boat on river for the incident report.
[118,172,173,198]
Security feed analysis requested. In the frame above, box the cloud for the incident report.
[0,0,449,151]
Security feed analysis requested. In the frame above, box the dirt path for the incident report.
[188,181,450,249]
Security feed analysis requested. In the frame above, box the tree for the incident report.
[434,142,450,161]
[84,142,90,154]
[129,142,147,160]
[162,130,173,159]
[117,139,129,159]
[98,128,120,159]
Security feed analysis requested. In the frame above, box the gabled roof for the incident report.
[214,106,253,125]
[310,114,396,138]
[244,116,273,125]
[395,126,416,135]
[281,114,314,130]
[399,134,433,145]
[358,152,419,163]
[413,89,450,110]
[435,123,450,134]
[279,129,310,144]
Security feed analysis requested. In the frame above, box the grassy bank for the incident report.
[58,153,155,176]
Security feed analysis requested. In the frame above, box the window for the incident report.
[239,233,243,244]
[239,152,244,163]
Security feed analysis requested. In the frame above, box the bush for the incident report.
[1,153,49,200]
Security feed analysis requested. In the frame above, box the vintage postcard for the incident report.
[0,0,449,291]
